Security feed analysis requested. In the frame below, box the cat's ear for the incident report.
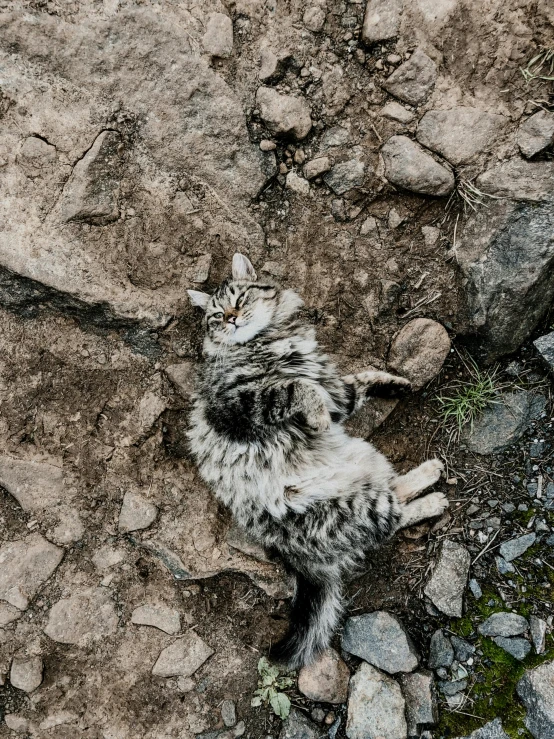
[187,290,210,310]
[232,253,257,282]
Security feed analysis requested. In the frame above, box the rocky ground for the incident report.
[1,0,554,737]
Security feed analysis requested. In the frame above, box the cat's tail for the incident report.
[269,570,343,669]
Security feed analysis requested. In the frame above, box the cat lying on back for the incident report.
[187,253,449,668]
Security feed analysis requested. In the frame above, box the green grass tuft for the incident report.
[521,47,554,83]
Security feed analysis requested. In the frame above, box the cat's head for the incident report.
[188,253,302,346]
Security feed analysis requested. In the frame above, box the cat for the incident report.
[187,253,449,668]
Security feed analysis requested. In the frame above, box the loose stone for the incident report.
[346,661,407,739]
[388,318,450,390]
[493,636,531,661]
[382,48,437,105]
[381,136,454,196]
[0,533,64,610]
[342,611,419,674]
[118,491,158,533]
[428,630,454,669]
[298,648,350,704]
[517,659,554,739]
[131,604,181,635]
[10,654,43,693]
[424,540,470,617]
[499,533,537,562]
[152,632,214,678]
[478,612,529,637]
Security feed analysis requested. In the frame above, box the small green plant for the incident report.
[437,355,506,436]
[251,657,295,720]
[521,47,554,83]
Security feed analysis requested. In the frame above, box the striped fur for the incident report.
[187,254,448,668]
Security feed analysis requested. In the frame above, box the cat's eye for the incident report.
[212,311,224,319]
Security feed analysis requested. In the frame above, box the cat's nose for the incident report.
[225,313,237,324]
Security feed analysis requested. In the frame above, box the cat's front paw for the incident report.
[358,371,412,399]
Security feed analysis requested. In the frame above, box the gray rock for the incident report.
[499,532,537,561]
[454,198,554,361]
[279,708,321,739]
[60,130,122,225]
[381,102,415,124]
[496,556,515,574]
[517,659,554,739]
[0,602,22,626]
[451,636,475,663]
[493,636,531,661]
[530,616,547,654]
[476,159,554,203]
[398,671,438,736]
[10,654,43,693]
[428,630,454,669]
[469,579,483,599]
[298,648,350,704]
[362,0,403,43]
[44,587,119,645]
[439,678,468,696]
[130,604,181,635]
[0,533,64,610]
[388,318,451,390]
[152,632,214,678]
[534,332,554,374]
[286,171,310,195]
[382,48,437,106]
[479,612,529,637]
[304,156,331,180]
[202,13,233,58]
[303,6,326,32]
[118,491,158,533]
[466,392,546,455]
[460,718,509,739]
[165,361,196,400]
[320,126,350,148]
[221,700,236,727]
[323,159,365,195]
[416,107,506,165]
[424,540,470,617]
[381,136,454,196]
[0,454,64,512]
[518,111,554,158]
[342,611,419,674]
[346,662,407,739]
[256,87,312,140]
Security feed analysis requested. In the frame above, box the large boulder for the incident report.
[454,198,554,361]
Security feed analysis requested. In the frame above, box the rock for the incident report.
[259,139,276,152]
[303,6,326,32]
[10,654,43,693]
[416,108,506,166]
[381,136,455,196]
[17,135,57,177]
[118,491,158,533]
[530,616,547,654]
[48,506,85,545]
[221,700,236,727]
[342,611,419,674]
[465,392,546,454]
[499,532,537,562]
[388,208,406,229]
[44,587,118,644]
[362,0,403,43]
[422,225,440,247]
[256,87,312,140]
[286,170,310,195]
[424,540,470,617]
[320,126,350,148]
[346,662,407,739]
[165,361,195,400]
[304,156,331,180]
[496,556,514,575]
[469,579,483,599]
[323,159,365,195]
[0,454,64,512]
[0,602,22,626]
[454,198,554,361]
[130,604,181,635]
[298,648,350,704]
[398,671,438,736]
[382,48,437,106]
[4,714,30,733]
[518,111,554,158]
[451,635,475,662]
[0,533,64,610]
[360,216,378,236]
[388,318,450,390]
[60,130,122,225]
[476,159,554,203]
[460,718,509,739]
[517,659,554,739]
[381,102,415,124]
[428,629,454,668]
[439,679,468,696]
[202,13,233,58]
[534,332,554,374]
[478,612,529,637]
[493,636,531,661]
[279,708,321,739]
[152,631,214,678]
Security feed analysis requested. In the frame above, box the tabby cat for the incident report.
[187,253,448,668]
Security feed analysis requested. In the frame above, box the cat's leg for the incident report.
[393,459,444,503]
[398,492,449,528]
[337,370,411,419]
